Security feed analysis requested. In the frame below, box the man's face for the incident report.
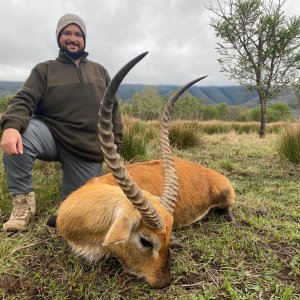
[59,24,85,55]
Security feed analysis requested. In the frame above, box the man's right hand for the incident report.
[0,128,23,155]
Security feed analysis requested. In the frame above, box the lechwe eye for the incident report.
[140,236,153,249]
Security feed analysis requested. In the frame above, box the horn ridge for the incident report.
[98,52,164,229]
[160,76,207,213]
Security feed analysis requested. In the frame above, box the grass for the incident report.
[169,121,205,149]
[120,116,160,162]
[0,121,300,299]
[0,95,12,113]
[276,124,300,164]
[174,120,286,135]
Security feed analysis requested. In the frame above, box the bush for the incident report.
[203,105,219,120]
[169,121,204,149]
[276,125,300,164]
[250,102,293,122]
[267,102,293,122]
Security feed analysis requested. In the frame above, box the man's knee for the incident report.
[22,119,58,159]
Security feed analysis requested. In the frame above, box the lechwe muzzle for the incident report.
[56,52,234,288]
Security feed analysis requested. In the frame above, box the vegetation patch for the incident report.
[169,121,204,149]
[276,124,300,164]
[0,121,299,299]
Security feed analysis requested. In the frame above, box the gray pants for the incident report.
[3,119,102,198]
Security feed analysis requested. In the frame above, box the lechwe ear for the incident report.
[102,210,140,246]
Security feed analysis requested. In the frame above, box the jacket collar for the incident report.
[56,50,89,64]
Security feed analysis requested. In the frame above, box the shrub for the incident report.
[276,125,300,164]
[169,121,204,149]
[203,105,219,120]
[267,102,293,122]
[250,102,293,123]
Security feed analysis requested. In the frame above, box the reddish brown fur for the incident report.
[88,156,235,227]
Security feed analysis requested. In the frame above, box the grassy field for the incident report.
[0,125,299,299]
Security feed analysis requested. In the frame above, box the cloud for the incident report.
[0,0,299,86]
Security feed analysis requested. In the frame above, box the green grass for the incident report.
[276,124,300,164]
[0,124,300,299]
[120,116,159,162]
[169,120,204,149]
[0,95,12,113]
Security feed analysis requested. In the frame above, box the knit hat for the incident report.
[56,14,87,43]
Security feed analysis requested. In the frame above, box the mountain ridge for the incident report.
[0,80,298,112]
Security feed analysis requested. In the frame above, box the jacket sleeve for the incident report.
[0,64,47,133]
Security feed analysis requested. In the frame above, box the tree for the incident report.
[207,0,300,137]
[266,102,292,121]
[203,105,219,120]
[251,101,292,121]
[131,87,165,120]
[172,92,205,120]
[215,103,229,120]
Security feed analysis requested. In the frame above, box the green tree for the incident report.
[172,92,205,120]
[267,102,292,121]
[251,101,292,121]
[131,87,165,120]
[215,103,229,120]
[207,0,300,137]
[203,105,219,120]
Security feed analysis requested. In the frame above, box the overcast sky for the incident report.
[0,0,299,86]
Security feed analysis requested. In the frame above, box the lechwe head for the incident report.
[56,52,206,288]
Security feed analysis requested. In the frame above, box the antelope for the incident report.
[56,52,235,288]
[88,156,235,228]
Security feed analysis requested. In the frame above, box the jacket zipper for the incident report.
[61,52,86,82]
[75,52,88,83]
[75,64,83,82]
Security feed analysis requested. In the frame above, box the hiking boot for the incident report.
[3,192,36,232]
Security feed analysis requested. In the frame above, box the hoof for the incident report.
[170,235,183,250]
[46,215,57,227]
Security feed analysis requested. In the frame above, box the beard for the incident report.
[59,41,85,59]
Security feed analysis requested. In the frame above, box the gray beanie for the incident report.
[56,14,87,42]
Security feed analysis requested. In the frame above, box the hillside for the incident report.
[0,81,23,97]
[0,81,299,116]
[116,83,259,105]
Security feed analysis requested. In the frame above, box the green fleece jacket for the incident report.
[0,51,123,163]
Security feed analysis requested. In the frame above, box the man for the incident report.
[0,14,123,232]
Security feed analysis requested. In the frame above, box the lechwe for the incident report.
[91,156,235,228]
[56,52,235,288]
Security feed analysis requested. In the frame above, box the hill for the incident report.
[0,81,261,104]
[0,81,23,97]
[117,83,259,105]
[0,81,299,116]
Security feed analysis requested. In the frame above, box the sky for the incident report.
[0,0,299,86]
